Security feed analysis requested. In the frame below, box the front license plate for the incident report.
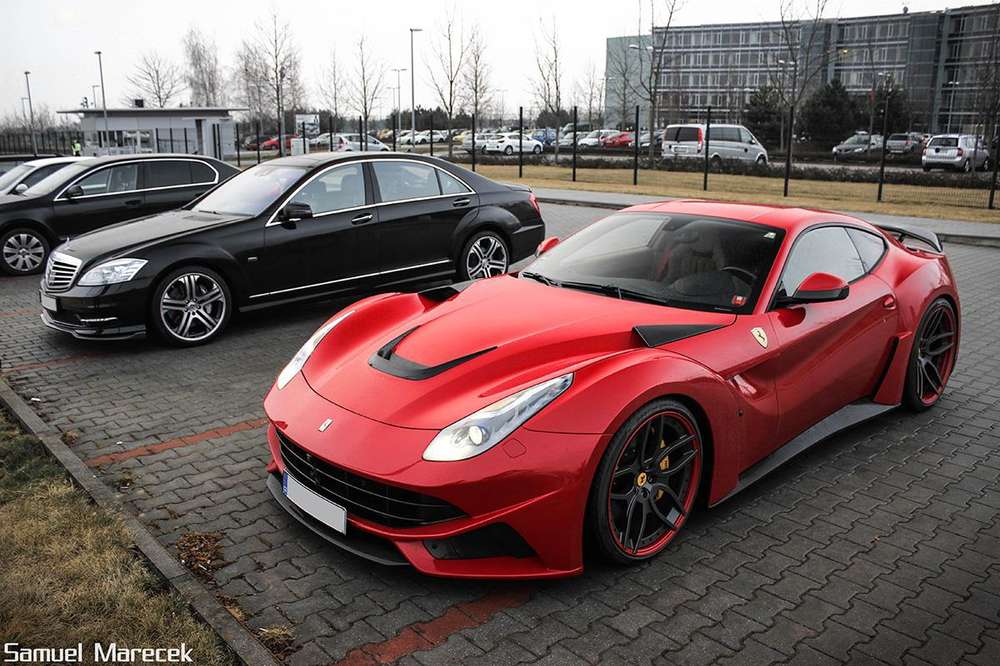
[40,293,57,312]
[283,472,346,534]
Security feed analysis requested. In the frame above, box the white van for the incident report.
[662,124,768,165]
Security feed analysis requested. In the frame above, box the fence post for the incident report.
[301,122,307,154]
[703,105,712,191]
[990,124,999,209]
[391,114,396,152]
[572,106,578,182]
[235,125,241,167]
[877,96,890,202]
[256,121,262,164]
[183,127,189,154]
[429,115,434,156]
[783,104,795,197]
[518,106,524,178]
[329,115,335,151]
[633,105,640,185]
[471,113,477,172]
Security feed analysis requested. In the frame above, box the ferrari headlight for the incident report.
[77,258,148,286]
[422,373,573,462]
[276,310,353,389]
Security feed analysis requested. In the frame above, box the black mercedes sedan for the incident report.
[39,153,545,346]
[1,154,237,276]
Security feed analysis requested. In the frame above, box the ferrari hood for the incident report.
[301,275,734,429]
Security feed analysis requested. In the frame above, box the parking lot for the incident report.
[1,202,998,665]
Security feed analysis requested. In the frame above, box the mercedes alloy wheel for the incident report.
[460,232,509,281]
[1,228,49,276]
[151,267,231,346]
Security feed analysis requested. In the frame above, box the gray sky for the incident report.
[2,0,995,121]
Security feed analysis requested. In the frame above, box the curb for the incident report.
[0,379,279,666]
[536,196,1000,249]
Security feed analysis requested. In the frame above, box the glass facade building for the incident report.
[605,3,999,133]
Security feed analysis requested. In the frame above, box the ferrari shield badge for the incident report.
[751,327,768,348]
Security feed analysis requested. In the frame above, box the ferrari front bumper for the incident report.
[263,372,606,579]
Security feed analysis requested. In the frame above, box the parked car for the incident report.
[0,154,62,176]
[885,133,925,155]
[634,130,665,150]
[832,133,882,161]
[531,128,557,147]
[0,157,84,196]
[262,200,959,577]
[598,131,626,147]
[578,130,620,148]
[603,132,634,149]
[559,122,592,137]
[921,134,991,172]
[38,154,545,344]
[484,133,544,155]
[0,154,236,276]
[261,134,301,151]
[461,133,499,154]
[311,133,390,152]
[414,130,450,145]
[557,131,585,148]
[662,124,768,165]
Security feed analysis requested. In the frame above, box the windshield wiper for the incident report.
[559,280,675,306]
[520,271,556,286]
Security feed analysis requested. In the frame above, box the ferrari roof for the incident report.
[622,199,867,232]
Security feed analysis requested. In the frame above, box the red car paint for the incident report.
[602,132,634,148]
[264,200,960,579]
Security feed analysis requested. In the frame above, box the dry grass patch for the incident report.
[0,413,232,664]
[475,164,1000,224]
[255,626,295,658]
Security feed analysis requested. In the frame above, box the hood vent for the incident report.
[369,326,496,380]
[633,324,724,348]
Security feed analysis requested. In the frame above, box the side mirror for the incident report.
[279,201,313,225]
[14,183,28,194]
[65,185,85,199]
[536,236,560,256]
[778,272,849,306]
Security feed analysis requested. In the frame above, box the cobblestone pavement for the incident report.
[1,204,997,665]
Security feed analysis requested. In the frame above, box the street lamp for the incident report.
[91,85,101,109]
[409,28,422,144]
[391,67,407,130]
[94,51,110,151]
[24,71,37,155]
[946,80,961,133]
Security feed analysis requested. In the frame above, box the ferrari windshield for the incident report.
[522,212,785,313]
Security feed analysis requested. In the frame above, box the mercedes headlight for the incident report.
[276,310,353,389]
[423,373,573,462]
[77,258,148,286]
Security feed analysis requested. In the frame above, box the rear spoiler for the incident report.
[874,223,943,253]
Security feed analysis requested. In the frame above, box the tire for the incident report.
[710,155,722,170]
[1,227,50,276]
[458,230,509,281]
[962,160,972,173]
[587,398,703,564]
[149,266,232,347]
[755,154,767,166]
[533,145,542,154]
[903,298,958,412]
[504,146,513,156]
[923,166,931,172]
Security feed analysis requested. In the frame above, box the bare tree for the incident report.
[606,39,636,130]
[245,13,305,154]
[233,43,269,127]
[316,47,343,132]
[634,0,684,159]
[574,61,605,129]
[348,36,385,140]
[533,19,564,156]
[427,11,470,157]
[183,28,225,106]
[462,26,493,133]
[126,52,184,108]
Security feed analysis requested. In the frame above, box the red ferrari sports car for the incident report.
[263,200,959,579]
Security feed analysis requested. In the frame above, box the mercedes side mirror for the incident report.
[536,237,560,257]
[777,272,849,306]
[279,202,313,226]
[65,185,85,199]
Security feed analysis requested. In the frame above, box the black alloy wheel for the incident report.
[589,399,702,564]
[904,298,958,411]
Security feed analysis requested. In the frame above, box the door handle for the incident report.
[351,213,374,225]
[452,198,471,207]
[882,295,897,310]
[124,199,142,207]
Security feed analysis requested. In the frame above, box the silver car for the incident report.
[661,124,768,165]
[461,133,498,154]
[922,134,991,172]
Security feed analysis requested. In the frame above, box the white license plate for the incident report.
[40,293,57,312]
[674,146,692,154]
[283,472,346,534]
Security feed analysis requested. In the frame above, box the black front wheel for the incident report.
[903,298,958,411]
[588,399,703,564]
[1,227,49,276]
[149,266,232,347]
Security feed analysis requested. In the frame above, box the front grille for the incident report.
[45,252,82,291]
[277,430,465,528]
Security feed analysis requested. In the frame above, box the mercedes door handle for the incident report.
[351,213,374,225]
[124,199,142,207]
[452,198,471,207]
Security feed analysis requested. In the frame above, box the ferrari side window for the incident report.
[781,226,865,296]
[846,228,887,272]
